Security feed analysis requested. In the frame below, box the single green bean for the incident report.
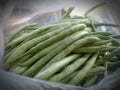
[73,46,116,53]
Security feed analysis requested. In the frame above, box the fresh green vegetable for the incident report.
[26,24,86,54]
[49,54,91,82]
[96,47,120,65]
[34,54,81,80]
[7,22,72,48]
[68,52,99,85]
[83,76,97,87]
[20,29,89,67]
[73,45,116,53]
[6,23,39,43]
[41,36,100,71]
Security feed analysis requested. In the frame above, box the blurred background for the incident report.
[0,0,120,33]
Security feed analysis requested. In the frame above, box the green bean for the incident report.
[61,66,105,83]
[89,35,110,40]
[62,7,74,18]
[84,3,105,17]
[90,31,112,36]
[6,22,77,63]
[108,56,119,62]
[61,18,90,24]
[68,52,99,85]
[94,23,119,28]
[109,36,120,46]
[9,54,31,71]
[3,50,14,63]
[71,16,85,19]
[10,66,28,75]
[111,34,120,38]
[18,25,64,47]
[83,76,97,87]
[86,66,106,77]
[107,61,120,68]
[96,47,120,65]
[5,24,73,65]
[87,39,112,46]
[22,30,89,76]
[73,46,116,53]
[21,29,89,66]
[49,54,91,82]
[7,22,72,48]
[34,54,81,80]
[26,24,86,54]
[19,40,62,66]
[6,23,39,43]
[41,36,100,71]
[90,20,96,32]
[61,9,66,16]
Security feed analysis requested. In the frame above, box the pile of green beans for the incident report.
[3,3,120,87]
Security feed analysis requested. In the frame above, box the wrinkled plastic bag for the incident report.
[0,68,120,90]
[0,0,120,90]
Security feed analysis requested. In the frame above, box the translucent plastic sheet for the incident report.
[0,0,120,90]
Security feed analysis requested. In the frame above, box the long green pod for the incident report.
[61,71,78,83]
[12,26,40,40]
[10,66,28,75]
[8,54,31,71]
[90,31,113,36]
[3,50,15,63]
[61,18,90,25]
[94,23,119,28]
[89,34,110,40]
[34,54,81,80]
[21,19,90,44]
[90,20,96,32]
[20,30,89,66]
[83,76,97,87]
[68,52,99,85]
[19,40,62,66]
[61,66,105,83]
[84,3,105,17]
[17,25,63,47]
[62,7,74,18]
[107,61,120,68]
[49,54,91,82]
[5,24,72,65]
[111,34,120,38]
[22,30,89,76]
[6,23,39,43]
[26,24,86,54]
[41,36,100,71]
[87,39,112,46]
[73,46,116,53]
[108,56,119,62]
[86,66,106,77]
[5,23,76,65]
[96,47,120,65]
[7,22,72,48]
